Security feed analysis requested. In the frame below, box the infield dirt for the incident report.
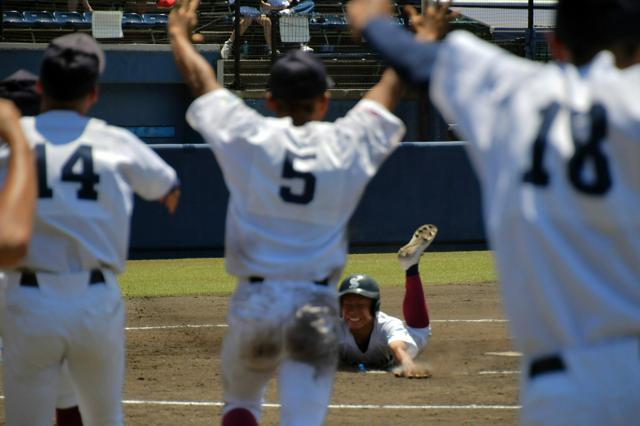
[0,282,520,425]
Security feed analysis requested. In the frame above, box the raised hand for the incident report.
[405,1,458,42]
[168,0,200,37]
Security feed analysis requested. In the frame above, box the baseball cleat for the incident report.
[397,224,438,270]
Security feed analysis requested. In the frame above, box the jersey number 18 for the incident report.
[522,102,612,195]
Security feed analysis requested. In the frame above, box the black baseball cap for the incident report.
[40,33,105,102]
[0,69,40,116]
[267,50,334,100]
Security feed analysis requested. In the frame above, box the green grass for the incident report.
[120,251,496,297]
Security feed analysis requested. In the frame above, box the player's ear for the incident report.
[35,80,43,95]
[547,33,569,63]
[89,86,99,103]
[265,92,278,113]
[315,92,330,120]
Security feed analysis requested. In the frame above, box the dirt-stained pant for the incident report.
[221,278,339,425]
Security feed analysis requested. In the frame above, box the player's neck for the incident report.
[40,92,96,115]
[351,321,374,346]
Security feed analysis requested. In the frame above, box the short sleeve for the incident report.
[382,315,418,351]
[186,89,266,154]
[118,131,178,201]
[332,99,405,177]
[430,31,540,153]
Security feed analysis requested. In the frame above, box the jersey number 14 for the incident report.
[522,102,612,195]
[36,144,100,200]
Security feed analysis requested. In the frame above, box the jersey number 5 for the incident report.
[522,102,612,196]
[36,144,100,200]
[279,150,316,205]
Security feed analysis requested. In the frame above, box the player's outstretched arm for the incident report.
[347,0,452,87]
[389,341,432,379]
[0,99,36,267]
[169,0,220,98]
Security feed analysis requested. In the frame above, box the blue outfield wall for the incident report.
[129,143,486,258]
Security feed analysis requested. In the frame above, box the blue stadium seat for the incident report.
[53,11,88,28]
[23,11,56,27]
[84,12,92,23]
[2,10,26,26]
[122,12,144,27]
[142,13,168,27]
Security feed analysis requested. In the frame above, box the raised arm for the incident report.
[363,68,404,112]
[0,100,36,267]
[168,0,220,98]
[347,0,453,87]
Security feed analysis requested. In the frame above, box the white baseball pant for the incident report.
[2,270,125,426]
[520,336,640,426]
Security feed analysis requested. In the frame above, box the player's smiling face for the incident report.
[341,294,374,332]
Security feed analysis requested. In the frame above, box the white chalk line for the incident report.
[123,399,520,410]
[479,370,520,375]
[125,319,507,331]
[0,395,519,410]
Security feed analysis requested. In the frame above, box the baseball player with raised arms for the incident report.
[348,0,640,424]
[0,33,180,425]
[0,69,84,426]
[339,224,436,378]
[0,95,35,267]
[168,0,405,424]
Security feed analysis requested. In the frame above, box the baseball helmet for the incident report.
[338,274,381,315]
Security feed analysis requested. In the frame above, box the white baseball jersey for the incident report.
[186,89,404,280]
[339,311,429,369]
[431,31,640,357]
[0,111,178,274]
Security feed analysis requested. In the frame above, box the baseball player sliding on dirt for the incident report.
[0,33,180,425]
[338,224,436,379]
[348,0,640,424]
[169,0,405,424]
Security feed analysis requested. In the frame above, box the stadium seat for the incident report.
[122,12,144,27]
[22,11,56,27]
[2,10,25,26]
[142,13,169,27]
[84,12,93,23]
[53,11,88,28]
[309,14,347,29]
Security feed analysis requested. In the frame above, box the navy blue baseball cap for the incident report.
[0,69,40,116]
[40,33,105,102]
[267,50,334,100]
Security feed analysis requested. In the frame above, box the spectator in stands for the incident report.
[279,0,314,16]
[68,0,93,12]
[221,0,284,59]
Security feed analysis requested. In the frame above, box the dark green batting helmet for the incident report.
[338,274,381,314]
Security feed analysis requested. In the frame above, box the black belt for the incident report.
[248,276,329,286]
[20,269,105,288]
[529,355,566,379]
